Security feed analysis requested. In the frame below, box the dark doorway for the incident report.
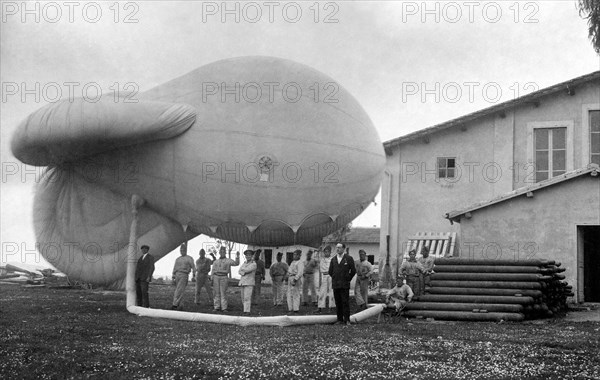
[581,226,600,302]
[264,249,273,268]
[286,252,294,266]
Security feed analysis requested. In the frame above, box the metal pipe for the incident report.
[433,265,544,273]
[417,294,535,304]
[405,302,523,313]
[426,287,542,298]
[434,258,554,266]
[430,280,542,289]
[431,273,549,282]
[403,310,525,322]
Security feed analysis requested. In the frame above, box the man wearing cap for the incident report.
[328,243,356,325]
[194,249,215,306]
[252,250,265,305]
[400,249,426,297]
[171,243,196,310]
[287,249,304,313]
[317,246,335,313]
[354,249,374,310]
[269,252,288,306]
[302,250,318,306]
[239,250,257,314]
[385,275,414,312]
[418,246,435,289]
[135,245,155,308]
[212,247,240,312]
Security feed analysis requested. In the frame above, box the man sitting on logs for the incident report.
[385,275,414,312]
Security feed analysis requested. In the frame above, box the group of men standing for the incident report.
[398,246,435,297]
[134,242,375,325]
[277,242,374,325]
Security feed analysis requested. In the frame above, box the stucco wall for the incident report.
[385,114,510,274]
[456,175,600,301]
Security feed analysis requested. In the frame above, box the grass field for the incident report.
[1,282,599,379]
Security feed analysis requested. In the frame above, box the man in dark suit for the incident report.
[135,245,155,308]
[328,243,356,325]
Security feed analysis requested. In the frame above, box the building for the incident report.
[381,71,600,302]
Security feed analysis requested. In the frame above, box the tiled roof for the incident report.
[384,71,600,153]
[445,164,600,223]
[323,227,380,244]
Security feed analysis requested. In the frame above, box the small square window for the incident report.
[437,157,456,178]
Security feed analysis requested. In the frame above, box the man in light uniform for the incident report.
[418,246,435,289]
[239,250,257,314]
[400,249,426,297]
[317,245,335,313]
[354,249,374,310]
[385,275,414,312]
[212,247,240,312]
[287,249,304,313]
[269,252,288,306]
[171,244,196,310]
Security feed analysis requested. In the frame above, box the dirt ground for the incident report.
[564,304,600,322]
[1,282,599,379]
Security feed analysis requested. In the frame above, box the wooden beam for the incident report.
[566,85,575,96]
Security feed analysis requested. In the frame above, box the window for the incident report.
[437,157,456,178]
[527,121,572,184]
[367,255,375,265]
[286,252,294,265]
[591,110,600,165]
[534,127,566,182]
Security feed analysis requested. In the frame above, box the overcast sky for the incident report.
[1,0,598,275]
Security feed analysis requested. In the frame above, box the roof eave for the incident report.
[445,164,600,220]
[384,71,600,153]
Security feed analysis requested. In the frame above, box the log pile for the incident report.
[403,258,572,322]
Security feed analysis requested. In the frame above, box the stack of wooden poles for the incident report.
[403,258,571,322]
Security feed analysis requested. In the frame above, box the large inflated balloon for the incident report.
[12,56,385,287]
